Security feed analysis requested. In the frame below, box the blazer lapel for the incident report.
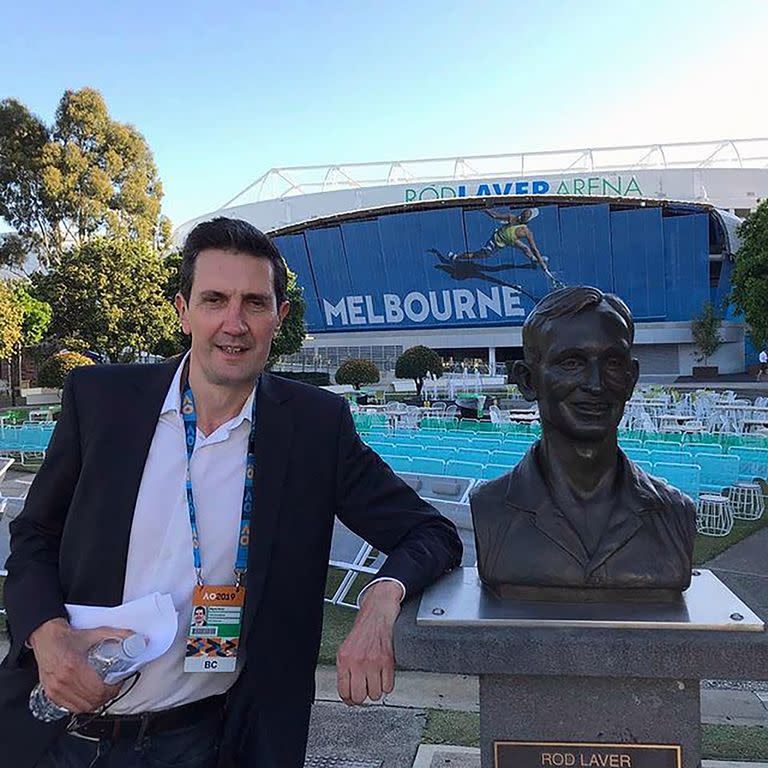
[504,447,588,566]
[585,508,643,575]
[244,373,294,637]
[532,505,589,566]
[586,454,663,575]
[95,359,181,605]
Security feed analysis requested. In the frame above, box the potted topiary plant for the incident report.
[691,302,723,379]
[335,358,380,404]
[394,346,443,402]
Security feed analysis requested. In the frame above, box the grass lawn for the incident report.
[693,509,768,564]
[422,710,768,760]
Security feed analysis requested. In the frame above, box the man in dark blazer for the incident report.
[0,218,462,768]
[472,286,695,599]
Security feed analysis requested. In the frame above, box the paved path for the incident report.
[313,665,768,727]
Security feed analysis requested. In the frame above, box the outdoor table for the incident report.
[507,411,539,423]
[28,410,54,423]
[657,414,698,431]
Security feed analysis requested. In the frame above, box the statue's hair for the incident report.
[522,286,634,363]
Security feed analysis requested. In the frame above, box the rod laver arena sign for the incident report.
[404,175,643,202]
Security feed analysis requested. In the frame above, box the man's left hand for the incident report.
[336,581,402,705]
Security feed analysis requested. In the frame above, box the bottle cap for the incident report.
[122,633,148,659]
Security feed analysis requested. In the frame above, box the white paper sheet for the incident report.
[65,592,178,684]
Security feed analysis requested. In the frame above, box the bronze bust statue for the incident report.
[471,286,696,600]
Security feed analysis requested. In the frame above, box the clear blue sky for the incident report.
[3,0,766,228]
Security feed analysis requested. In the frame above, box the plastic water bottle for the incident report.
[29,633,147,722]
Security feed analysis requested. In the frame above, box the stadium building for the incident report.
[176,139,768,379]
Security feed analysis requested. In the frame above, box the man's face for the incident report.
[527,305,638,442]
[175,249,289,390]
[194,608,206,625]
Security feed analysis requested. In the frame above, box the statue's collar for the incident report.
[502,441,665,517]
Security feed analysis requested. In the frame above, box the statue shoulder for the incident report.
[470,472,512,506]
[640,468,698,516]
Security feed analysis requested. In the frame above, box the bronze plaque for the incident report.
[495,741,681,768]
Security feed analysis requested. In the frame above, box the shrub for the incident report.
[335,358,380,389]
[38,351,95,388]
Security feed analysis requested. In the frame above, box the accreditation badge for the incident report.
[184,584,245,673]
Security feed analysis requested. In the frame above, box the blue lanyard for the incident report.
[181,381,258,587]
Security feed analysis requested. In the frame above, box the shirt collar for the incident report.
[161,351,257,428]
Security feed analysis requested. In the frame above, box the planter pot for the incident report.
[692,365,718,379]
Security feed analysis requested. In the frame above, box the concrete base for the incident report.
[395,571,768,768]
[480,675,699,768]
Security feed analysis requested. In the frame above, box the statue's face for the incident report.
[532,305,638,441]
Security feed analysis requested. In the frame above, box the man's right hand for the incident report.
[29,618,134,714]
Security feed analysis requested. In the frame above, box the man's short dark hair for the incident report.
[180,217,288,306]
[522,286,634,364]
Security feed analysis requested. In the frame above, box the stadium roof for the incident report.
[221,138,768,208]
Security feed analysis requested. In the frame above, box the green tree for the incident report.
[691,301,723,366]
[335,358,380,390]
[161,251,183,303]
[0,280,24,361]
[0,88,171,269]
[731,200,768,348]
[395,345,443,396]
[151,250,188,358]
[267,270,306,368]
[13,282,52,346]
[32,238,178,363]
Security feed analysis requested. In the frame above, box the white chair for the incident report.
[0,457,14,484]
[326,520,386,609]
[401,405,422,430]
[0,457,17,525]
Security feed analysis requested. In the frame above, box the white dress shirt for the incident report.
[109,355,403,713]
[111,354,252,712]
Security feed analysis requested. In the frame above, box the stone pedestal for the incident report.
[480,676,699,767]
[394,568,768,768]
